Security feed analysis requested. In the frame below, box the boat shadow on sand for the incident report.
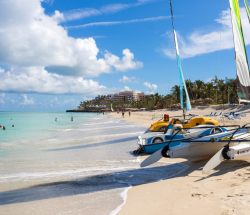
[0,161,188,205]
[195,159,250,182]
[0,160,249,205]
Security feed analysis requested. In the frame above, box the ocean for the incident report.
[0,112,188,215]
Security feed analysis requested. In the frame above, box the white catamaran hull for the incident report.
[227,143,250,160]
[168,141,231,162]
[167,130,250,161]
[202,143,250,173]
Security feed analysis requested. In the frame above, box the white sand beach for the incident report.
[110,105,250,215]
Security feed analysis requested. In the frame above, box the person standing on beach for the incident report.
[122,111,125,118]
[163,114,169,122]
[129,111,131,117]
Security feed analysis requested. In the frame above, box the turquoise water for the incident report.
[0,112,95,142]
[0,112,187,215]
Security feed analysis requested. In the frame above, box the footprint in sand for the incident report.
[191,193,208,198]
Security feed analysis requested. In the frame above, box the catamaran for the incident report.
[141,0,250,169]
[203,0,250,173]
[133,0,220,154]
[137,125,227,154]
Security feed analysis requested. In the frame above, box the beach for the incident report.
[1,0,250,214]
[1,108,250,215]
[110,106,250,215]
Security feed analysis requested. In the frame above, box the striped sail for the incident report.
[229,0,250,102]
[244,0,250,23]
[173,30,192,111]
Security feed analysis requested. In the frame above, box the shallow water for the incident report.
[0,112,188,215]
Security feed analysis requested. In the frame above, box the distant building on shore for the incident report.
[112,91,144,102]
[73,90,145,113]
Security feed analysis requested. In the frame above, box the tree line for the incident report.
[79,77,238,111]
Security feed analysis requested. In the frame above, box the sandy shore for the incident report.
[110,106,250,215]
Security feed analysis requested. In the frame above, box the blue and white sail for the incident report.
[173,30,192,111]
[170,0,192,111]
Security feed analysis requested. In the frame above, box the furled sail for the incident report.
[170,0,191,111]
[244,0,250,23]
[229,0,250,102]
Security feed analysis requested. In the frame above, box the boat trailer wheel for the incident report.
[222,146,230,160]
[161,145,169,158]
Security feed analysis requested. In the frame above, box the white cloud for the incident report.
[62,8,101,22]
[0,0,141,76]
[68,16,169,29]
[0,67,107,95]
[0,93,6,104]
[163,7,250,59]
[0,0,142,95]
[144,81,158,94]
[20,94,35,105]
[123,86,131,91]
[119,75,136,83]
[60,0,158,23]
[105,49,143,71]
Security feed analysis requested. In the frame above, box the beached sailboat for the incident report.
[141,126,250,167]
[141,0,250,168]
[202,0,250,172]
[133,0,220,155]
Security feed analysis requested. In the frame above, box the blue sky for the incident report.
[0,0,249,111]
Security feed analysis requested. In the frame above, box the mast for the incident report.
[229,0,250,103]
[169,0,192,112]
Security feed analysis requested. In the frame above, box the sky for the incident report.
[0,0,250,111]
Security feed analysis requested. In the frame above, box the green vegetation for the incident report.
[79,77,238,111]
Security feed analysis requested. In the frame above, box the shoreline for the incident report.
[109,107,250,215]
[109,187,131,215]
